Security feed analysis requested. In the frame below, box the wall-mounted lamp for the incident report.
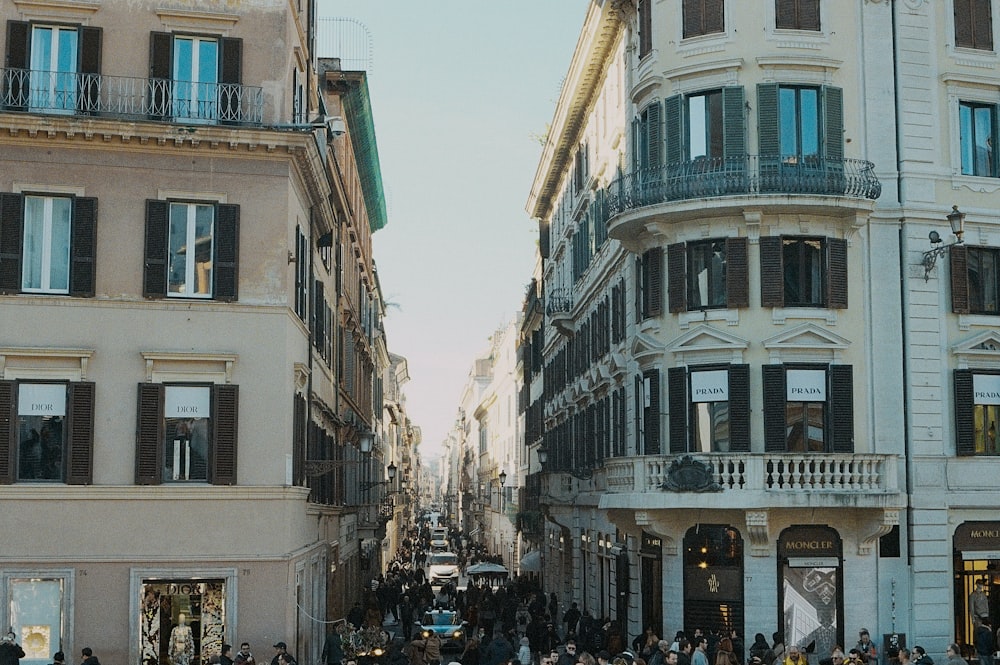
[536,445,592,480]
[921,205,966,281]
[360,461,397,492]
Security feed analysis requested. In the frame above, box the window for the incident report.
[3,21,101,113]
[638,369,661,454]
[951,245,1000,314]
[668,238,749,311]
[0,193,97,296]
[633,102,662,171]
[0,380,95,484]
[143,200,239,301]
[1,572,73,660]
[683,0,725,38]
[758,84,843,162]
[688,91,724,160]
[775,0,820,31]
[668,365,750,453]
[759,236,848,309]
[149,32,242,122]
[762,365,853,453]
[135,382,238,485]
[638,0,653,57]
[954,0,994,51]
[954,371,1000,455]
[960,101,997,177]
[638,247,663,319]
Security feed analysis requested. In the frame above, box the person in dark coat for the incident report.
[79,647,100,665]
[0,634,24,665]
[483,632,515,665]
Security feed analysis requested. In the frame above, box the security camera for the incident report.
[326,116,346,137]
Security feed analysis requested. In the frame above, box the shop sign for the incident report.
[691,370,729,403]
[165,386,211,418]
[641,531,662,554]
[788,557,839,568]
[779,525,841,559]
[974,375,1000,405]
[684,566,742,601]
[787,370,826,401]
[18,384,66,416]
[954,521,1000,551]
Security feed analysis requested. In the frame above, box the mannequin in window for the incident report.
[169,613,195,665]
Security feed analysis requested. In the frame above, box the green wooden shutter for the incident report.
[757,83,781,157]
[951,244,970,314]
[664,94,684,166]
[668,366,688,453]
[722,86,746,159]
[149,32,172,117]
[829,365,854,453]
[135,383,164,485]
[826,237,848,309]
[70,197,97,297]
[143,200,169,298]
[729,364,751,452]
[219,37,243,121]
[822,86,844,162]
[762,365,787,452]
[646,247,663,317]
[645,369,661,454]
[955,369,975,456]
[726,237,749,308]
[210,384,239,485]
[5,22,29,110]
[647,101,662,169]
[0,193,24,294]
[215,204,240,301]
[668,242,687,313]
[78,27,102,111]
[66,382,96,485]
[0,381,14,484]
[760,236,785,307]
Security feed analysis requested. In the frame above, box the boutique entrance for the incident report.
[140,580,226,665]
[683,525,744,637]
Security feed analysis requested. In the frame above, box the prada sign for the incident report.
[691,370,729,403]
[974,374,1000,405]
[787,369,826,401]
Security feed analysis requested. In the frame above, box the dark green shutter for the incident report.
[70,197,97,297]
[826,237,848,309]
[214,204,240,301]
[143,200,169,298]
[664,94,684,165]
[539,219,550,259]
[647,101,662,169]
[5,22,29,110]
[66,382,95,485]
[760,236,785,307]
[822,86,844,162]
[955,369,975,456]
[829,365,854,453]
[79,27,102,111]
[668,242,687,313]
[726,237,749,308]
[0,193,24,293]
[149,32,172,117]
[729,364,750,452]
[646,247,663,317]
[210,384,239,485]
[135,383,165,485]
[757,83,781,157]
[0,381,14,484]
[219,37,242,121]
[722,86,746,159]
[668,367,688,453]
[951,244,970,314]
[762,365,787,452]
[645,369,661,454]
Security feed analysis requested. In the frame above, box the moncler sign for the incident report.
[787,369,826,401]
[691,370,728,403]
[974,374,1000,405]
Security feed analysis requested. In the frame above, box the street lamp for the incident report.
[536,445,592,480]
[921,205,966,281]
[360,461,397,492]
[498,469,507,511]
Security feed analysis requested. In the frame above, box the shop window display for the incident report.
[6,578,65,665]
[140,581,225,665]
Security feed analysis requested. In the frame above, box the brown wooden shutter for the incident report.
[210,384,238,485]
[705,0,725,34]
[646,247,663,317]
[539,219,550,259]
[668,242,687,313]
[214,204,240,301]
[135,383,164,484]
[664,95,684,167]
[729,364,750,452]
[762,365,787,452]
[951,244,970,314]
[0,380,14,484]
[956,0,974,47]
[79,26,102,111]
[638,0,653,58]
[219,37,242,121]
[776,0,797,29]
[682,0,701,38]
[726,237,749,308]
[70,197,97,297]
[829,365,854,453]
[293,393,306,487]
[799,0,820,30]
[668,366,688,453]
[826,237,848,309]
[978,0,995,50]
[644,369,661,454]
[954,369,975,456]
[143,200,169,298]
[5,21,29,110]
[760,236,785,307]
[0,193,24,294]
[149,32,172,117]
[65,381,95,485]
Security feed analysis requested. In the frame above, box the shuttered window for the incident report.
[641,247,664,318]
[757,83,844,164]
[759,236,847,308]
[3,21,102,113]
[952,369,1000,456]
[669,365,750,453]
[959,101,999,177]
[643,369,661,454]
[148,32,243,122]
[639,0,653,57]
[955,0,994,51]
[683,0,725,38]
[664,87,746,165]
[668,237,749,312]
[775,0,820,31]
[762,365,853,453]
[950,245,1000,314]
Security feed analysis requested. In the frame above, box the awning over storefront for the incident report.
[519,550,542,572]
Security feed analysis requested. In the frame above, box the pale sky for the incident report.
[318,2,587,461]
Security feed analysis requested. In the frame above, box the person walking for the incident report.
[79,648,100,665]
[975,618,995,665]
[221,645,235,665]
[270,642,296,665]
[692,637,710,665]
[564,603,583,639]
[0,634,24,665]
[235,643,255,665]
[321,624,346,665]
[945,644,968,665]
[48,652,66,665]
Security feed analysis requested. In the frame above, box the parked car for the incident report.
[426,551,460,585]
[416,609,467,651]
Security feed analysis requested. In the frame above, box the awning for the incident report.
[519,550,542,572]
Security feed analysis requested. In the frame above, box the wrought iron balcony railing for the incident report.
[2,68,264,125]
[546,288,573,315]
[607,155,881,216]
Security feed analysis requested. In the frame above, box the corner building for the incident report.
[522,0,996,655]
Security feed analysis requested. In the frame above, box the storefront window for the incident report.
[17,383,66,481]
[7,579,65,665]
[953,521,1000,656]
[140,580,226,665]
[164,386,211,482]
[778,526,843,658]
[683,525,744,638]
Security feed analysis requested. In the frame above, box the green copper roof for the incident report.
[343,76,387,232]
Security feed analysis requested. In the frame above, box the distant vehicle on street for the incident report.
[416,609,467,651]
[430,527,449,550]
[427,551,460,585]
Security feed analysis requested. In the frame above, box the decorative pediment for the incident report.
[667,324,749,364]
[608,352,630,378]
[630,332,665,367]
[762,322,851,364]
[953,329,1000,369]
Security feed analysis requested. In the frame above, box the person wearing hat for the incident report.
[271,642,296,665]
[0,633,25,665]
[48,651,66,665]
[517,637,532,665]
